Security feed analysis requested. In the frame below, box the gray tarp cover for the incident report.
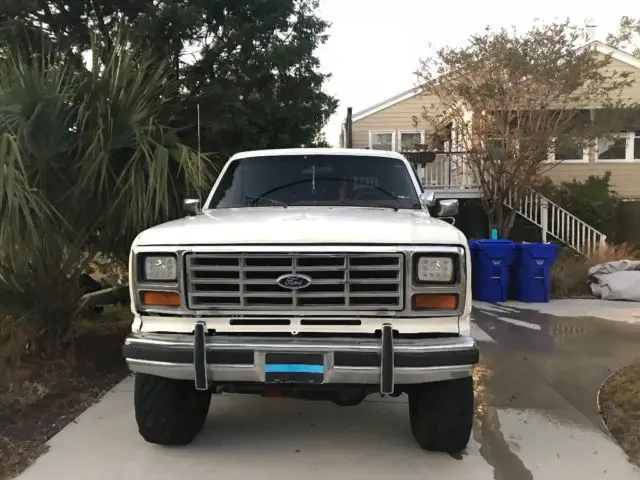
[588,260,640,301]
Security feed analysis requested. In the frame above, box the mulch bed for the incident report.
[0,330,129,480]
[599,360,640,467]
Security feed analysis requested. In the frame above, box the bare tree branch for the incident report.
[416,20,640,237]
[606,16,640,57]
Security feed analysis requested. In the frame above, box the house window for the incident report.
[595,131,640,162]
[369,131,395,151]
[548,136,588,163]
[399,131,423,152]
[597,133,628,161]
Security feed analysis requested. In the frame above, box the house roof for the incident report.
[352,41,640,123]
[579,40,640,69]
[352,86,422,122]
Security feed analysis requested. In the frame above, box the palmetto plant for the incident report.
[0,33,215,356]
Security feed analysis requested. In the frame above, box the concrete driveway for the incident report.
[17,301,640,479]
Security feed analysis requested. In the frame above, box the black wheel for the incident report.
[408,377,474,453]
[134,373,212,446]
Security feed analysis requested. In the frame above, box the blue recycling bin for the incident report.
[467,241,479,298]
[474,239,516,302]
[514,243,559,303]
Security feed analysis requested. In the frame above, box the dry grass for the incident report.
[591,243,640,264]
[0,308,131,480]
[0,308,131,407]
[551,243,640,298]
[599,360,640,466]
[551,249,592,298]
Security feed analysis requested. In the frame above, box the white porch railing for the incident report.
[411,153,476,189]
[407,152,608,256]
[505,189,607,257]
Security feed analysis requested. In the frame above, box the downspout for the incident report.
[346,107,353,148]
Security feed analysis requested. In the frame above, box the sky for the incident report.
[315,0,633,145]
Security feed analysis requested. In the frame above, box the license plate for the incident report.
[264,352,324,384]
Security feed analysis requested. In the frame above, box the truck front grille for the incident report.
[185,252,404,311]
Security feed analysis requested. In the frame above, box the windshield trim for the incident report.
[203,153,425,211]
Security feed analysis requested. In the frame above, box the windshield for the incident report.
[207,154,421,210]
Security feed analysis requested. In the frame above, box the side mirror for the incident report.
[418,191,436,209]
[436,199,459,217]
[183,198,201,216]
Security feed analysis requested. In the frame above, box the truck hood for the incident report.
[133,207,466,246]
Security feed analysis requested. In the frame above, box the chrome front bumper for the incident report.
[123,323,479,394]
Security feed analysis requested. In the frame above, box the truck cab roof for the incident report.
[229,148,407,161]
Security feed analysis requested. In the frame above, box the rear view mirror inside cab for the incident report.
[301,166,333,175]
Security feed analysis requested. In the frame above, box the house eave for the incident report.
[577,40,640,70]
[352,87,423,123]
[352,41,640,124]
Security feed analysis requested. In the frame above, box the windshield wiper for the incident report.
[367,204,399,211]
[367,185,405,204]
[245,196,288,208]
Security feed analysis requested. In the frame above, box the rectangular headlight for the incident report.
[415,255,455,283]
[143,255,178,281]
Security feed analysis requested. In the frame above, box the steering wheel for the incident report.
[353,185,399,202]
[353,189,386,201]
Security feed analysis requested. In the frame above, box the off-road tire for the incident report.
[134,373,212,446]
[408,377,474,452]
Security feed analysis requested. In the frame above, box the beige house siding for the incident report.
[352,92,443,149]
[351,50,640,197]
[553,56,640,108]
[596,57,640,104]
[543,55,640,196]
[544,163,640,198]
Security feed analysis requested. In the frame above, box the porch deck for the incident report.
[404,152,607,256]
[409,152,481,198]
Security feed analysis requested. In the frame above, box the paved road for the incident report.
[17,301,640,479]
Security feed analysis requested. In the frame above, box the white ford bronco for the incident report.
[123,148,477,452]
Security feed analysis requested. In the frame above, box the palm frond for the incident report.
[0,28,217,350]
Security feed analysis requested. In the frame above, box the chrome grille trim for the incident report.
[185,253,404,311]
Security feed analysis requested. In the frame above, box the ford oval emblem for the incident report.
[276,273,312,290]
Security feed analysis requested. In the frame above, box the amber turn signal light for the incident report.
[142,290,180,307]
[412,294,458,310]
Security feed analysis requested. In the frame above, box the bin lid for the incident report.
[474,239,515,264]
[516,242,559,257]
[477,239,513,244]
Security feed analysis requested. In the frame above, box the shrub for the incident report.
[0,32,215,359]
[539,172,621,241]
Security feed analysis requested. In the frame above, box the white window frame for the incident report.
[397,130,425,152]
[546,136,590,164]
[368,130,396,151]
[595,132,636,163]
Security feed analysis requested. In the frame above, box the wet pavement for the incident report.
[473,301,640,430]
[17,300,640,479]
